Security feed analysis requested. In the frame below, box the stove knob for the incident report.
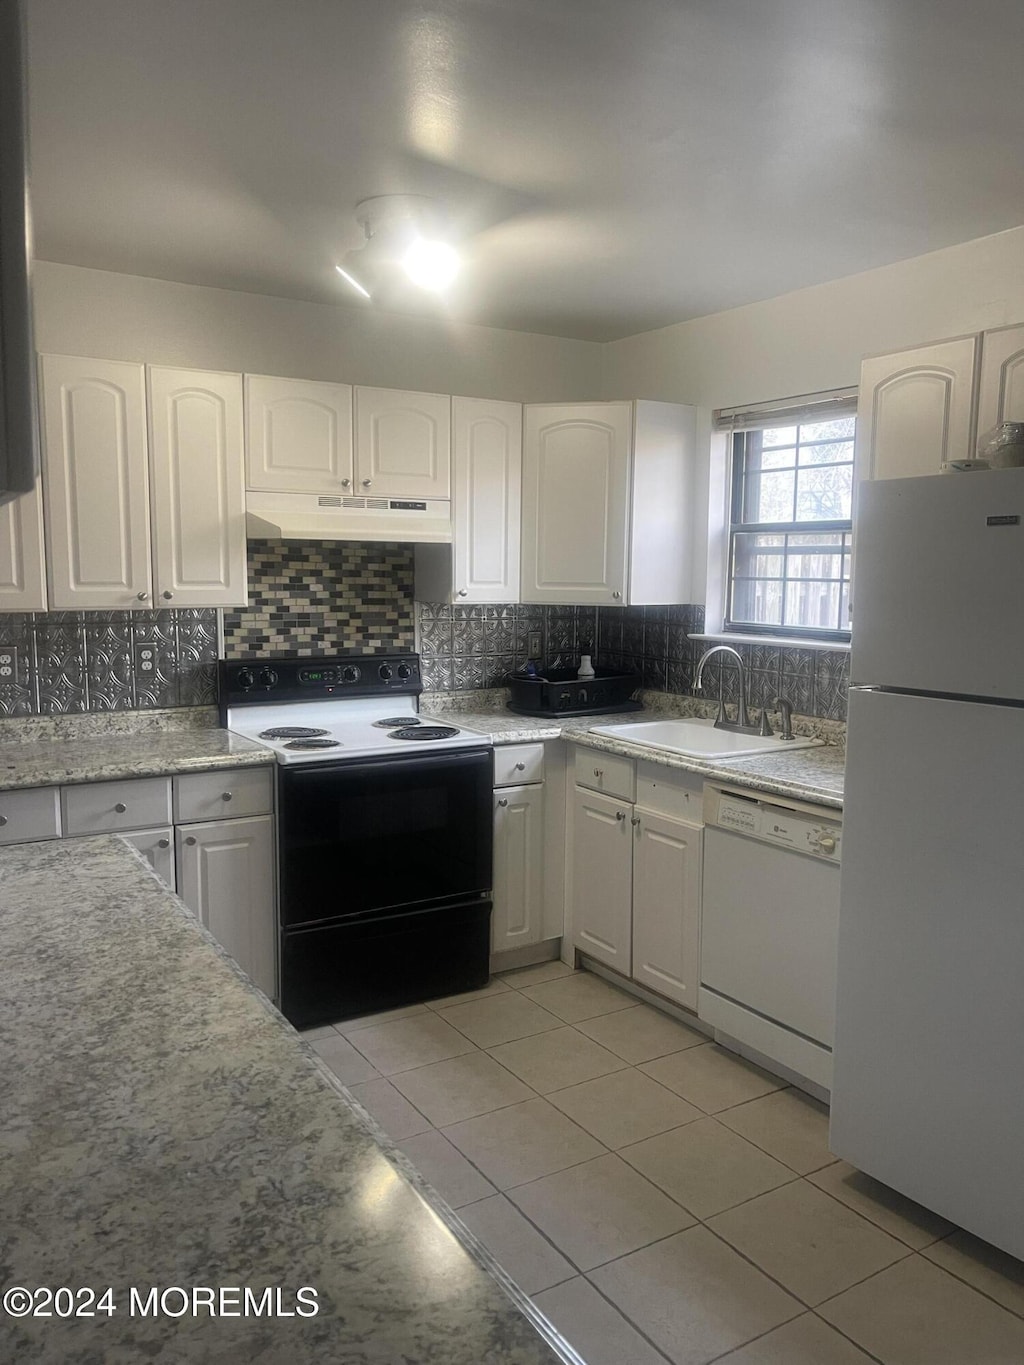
[342,665,361,683]
[258,667,279,689]
[378,663,394,681]
[397,663,411,680]
[236,667,255,691]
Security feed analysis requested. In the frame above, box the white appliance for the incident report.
[700,784,841,1091]
[245,490,452,544]
[831,466,1024,1259]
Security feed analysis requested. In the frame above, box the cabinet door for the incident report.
[977,322,1024,435]
[571,785,632,973]
[40,355,152,609]
[244,374,354,493]
[631,810,701,1010]
[354,386,451,498]
[453,396,521,603]
[176,815,276,999]
[148,367,247,607]
[121,826,176,891]
[492,784,544,953]
[0,476,46,609]
[856,336,979,480]
[521,402,631,604]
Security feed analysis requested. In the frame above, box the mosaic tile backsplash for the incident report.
[0,610,218,716]
[223,541,415,658]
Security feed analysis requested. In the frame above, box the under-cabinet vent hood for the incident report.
[245,491,452,544]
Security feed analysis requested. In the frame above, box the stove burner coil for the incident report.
[388,726,460,742]
[283,737,342,750]
[260,726,330,740]
[373,716,421,728]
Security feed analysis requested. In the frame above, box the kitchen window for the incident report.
[717,391,857,640]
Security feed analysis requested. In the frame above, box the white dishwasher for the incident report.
[699,783,842,1091]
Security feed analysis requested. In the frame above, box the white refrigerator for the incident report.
[830,466,1024,1260]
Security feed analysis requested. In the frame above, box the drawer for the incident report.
[173,766,274,823]
[0,786,62,844]
[62,777,172,836]
[636,763,703,823]
[494,743,545,787]
[574,748,635,802]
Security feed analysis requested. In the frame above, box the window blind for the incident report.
[713,387,858,433]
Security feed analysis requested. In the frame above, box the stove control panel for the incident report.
[219,653,422,720]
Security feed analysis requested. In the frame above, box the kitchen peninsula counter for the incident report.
[0,836,578,1365]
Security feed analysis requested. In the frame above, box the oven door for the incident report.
[278,747,493,928]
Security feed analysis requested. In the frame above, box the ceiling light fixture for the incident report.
[334,195,460,302]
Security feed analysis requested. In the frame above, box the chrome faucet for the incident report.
[694,645,756,734]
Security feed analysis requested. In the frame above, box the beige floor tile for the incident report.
[718,1088,836,1175]
[488,1025,627,1094]
[345,1011,477,1075]
[640,1044,785,1113]
[590,1225,801,1365]
[347,1078,432,1141]
[442,1097,605,1190]
[819,1254,1024,1364]
[713,1312,876,1363]
[301,1024,339,1041]
[708,1180,909,1307]
[396,1129,496,1208]
[808,1161,954,1249]
[520,971,637,1022]
[426,978,512,1008]
[621,1117,795,1220]
[458,1194,575,1294]
[923,1229,1024,1318]
[547,1068,701,1150]
[389,1051,533,1126]
[310,1031,381,1085]
[437,991,563,1048]
[507,1152,695,1271]
[576,1003,707,1064]
[533,1276,671,1365]
[500,960,576,989]
[336,1002,429,1035]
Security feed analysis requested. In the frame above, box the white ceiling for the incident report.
[24,0,1024,342]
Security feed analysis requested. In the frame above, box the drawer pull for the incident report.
[157,838,170,849]
[114,802,127,814]
[616,810,626,821]
[631,815,641,826]
[185,835,197,846]
[497,798,509,808]
[221,791,233,802]
[514,762,526,771]
[594,768,603,778]
[0,815,7,827]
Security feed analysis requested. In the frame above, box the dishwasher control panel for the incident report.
[709,786,842,862]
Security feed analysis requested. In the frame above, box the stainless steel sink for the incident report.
[588,717,820,760]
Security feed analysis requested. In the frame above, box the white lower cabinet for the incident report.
[571,755,702,1010]
[492,784,545,954]
[176,814,276,999]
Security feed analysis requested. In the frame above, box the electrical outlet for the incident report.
[133,640,157,679]
[0,646,18,683]
[527,630,542,659]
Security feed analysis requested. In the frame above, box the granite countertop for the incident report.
[0,836,578,1365]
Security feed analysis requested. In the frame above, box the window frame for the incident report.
[724,422,854,643]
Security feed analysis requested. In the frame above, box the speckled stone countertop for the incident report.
[0,707,273,792]
[0,836,578,1365]
[424,690,845,809]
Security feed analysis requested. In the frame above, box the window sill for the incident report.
[691,631,852,654]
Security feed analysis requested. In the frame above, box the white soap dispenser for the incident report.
[577,653,595,681]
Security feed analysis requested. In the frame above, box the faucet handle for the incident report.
[772,696,794,740]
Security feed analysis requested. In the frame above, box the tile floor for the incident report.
[306,965,1024,1365]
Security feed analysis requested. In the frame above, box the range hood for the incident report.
[245,491,452,543]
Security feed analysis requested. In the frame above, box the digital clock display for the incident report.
[299,668,336,684]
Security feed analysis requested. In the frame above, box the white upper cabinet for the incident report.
[148,367,247,608]
[244,374,354,493]
[40,355,153,610]
[521,400,694,606]
[977,322,1024,434]
[415,396,521,604]
[856,336,980,480]
[0,476,47,610]
[354,386,451,499]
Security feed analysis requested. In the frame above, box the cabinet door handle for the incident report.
[631,815,641,826]
[611,590,622,600]
[341,478,351,488]
[162,590,173,600]
[114,802,127,814]
[136,591,149,601]
[616,810,626,821]
[0,815,7,827]
[221,791,233,802]
[457,589,468,597]
[157,838,170,849]
[185,835,197,846]
[362,478,372,488]
[497,798,508,807]
[514,762,525,771]
[593,768,603,778]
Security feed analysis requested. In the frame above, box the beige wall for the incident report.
[32,261,604,404]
